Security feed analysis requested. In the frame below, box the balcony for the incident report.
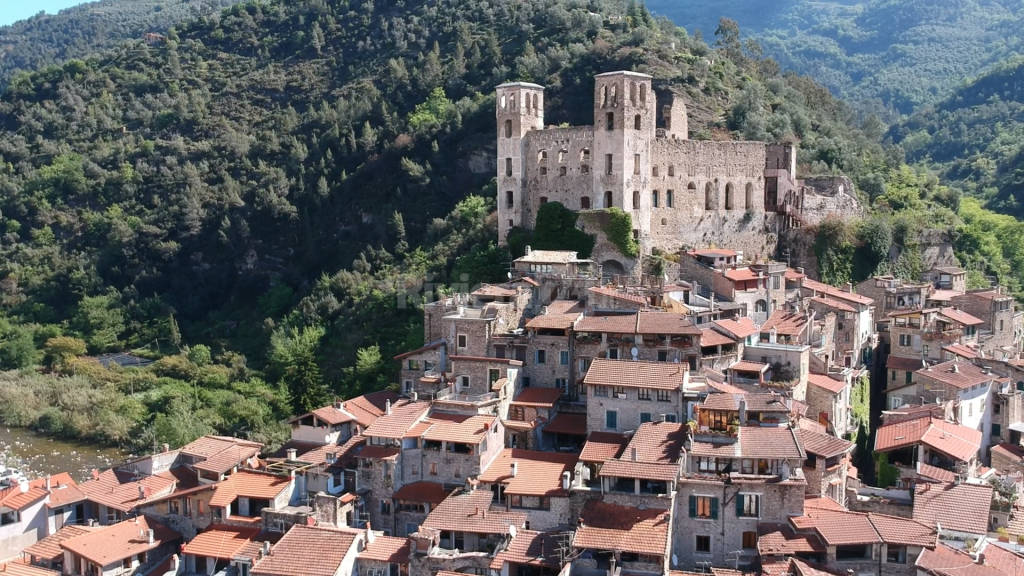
[435,390,499,404]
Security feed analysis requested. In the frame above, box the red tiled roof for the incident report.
[887,355,926,372]
[78,469,176,513]
[874,417,981,462]
[588,286,647,306]
[991,443,1024,463]
[939,307,985,326]
[785,268,806,280]
[802,278,873,305]
[479,449,577,496]
[511,387,562,408]
[358,535,410,564]
[868,513,935,547]
[701,392,790,413]
[943,343,979,360]
[393,481,449,505]
[980,541,1024,576]
[796,428,853,458]
[342,391,401,428]
[0,485,47,511]
[575,313,639,334]
[729,360,768,373]
[700,328,736,347]
[421,490,525,534]
[543,413,586,436]
[209,471,291,508]
[636,311,701,335]
[393,341,445,360]
[583,358,687,390]
[182,524,261,560]
[917,462,957,483]
[180,435,262,460]
[24,525,99,562]
[691,427,804,460]
[489,529,562,569]
[573,500,669,556]
[60,517,179,567]
[713,317,758,339]
[693,249,737,258]
[724,268,759,282]
[472,284,518,298]
[917,359,993,390]
[790,508,880,545]
[0,562,59,576]
[807,373,846,394]
[624,421,688,463]
[809,296,855,313]
[356,445,400,461]
[917,544,1005,576]
[252,525,358,576]
[547,300,585,314]
[579,432,628,463]
[758,524,825,556]
[761,310,808,336]
[526,313,580,330]
[929,289,961,302]
[913,482,992,534]
[193,443,263,475]
[41,473,85,509]
[291,435,365,468]
[790,559,843,576]
[362,400,431,439]
[422,413,495,444]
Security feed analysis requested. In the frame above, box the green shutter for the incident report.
[711,497,719,520]
[736,495,744,517]
[689,495,696,518]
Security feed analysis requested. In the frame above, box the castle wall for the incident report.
[522,127,595,224]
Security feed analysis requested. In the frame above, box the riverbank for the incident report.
[0,426,130,482]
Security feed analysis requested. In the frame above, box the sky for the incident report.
[0,0,89,27]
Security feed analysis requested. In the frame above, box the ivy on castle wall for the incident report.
[600,208,640,258]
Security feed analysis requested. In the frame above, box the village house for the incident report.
[251,524,362,576]
[597,421,686,508]
[799,277,876,368]
[796,422,855,504]
[805,372,856,437]
[570,500,671,575]
[390,481,448,537]
[207,470,296,529]
[179,523,263,576]
[911,481,993,541]
[477,449,578,531]
[0,474,87,562]
[951,288,1022,358]
[289,391,399,445]
[873,416,983,483]
[488,528,566,576]
[504,387,562,450]
[59,517,179,576]
[357,530,411,576]
[583,359,691,433]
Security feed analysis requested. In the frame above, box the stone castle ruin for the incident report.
[495,71,859,272]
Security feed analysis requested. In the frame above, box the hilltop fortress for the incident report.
[496,71,859,273]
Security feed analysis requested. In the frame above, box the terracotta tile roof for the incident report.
[724,268,759,282]
[421,490,525,534]
[807,373,846,394]
[193,443,263,476]
[700,328,736,347]
[729,360,768,373]
[448,355,523,365]
[940,307,985,326]
[887,355,926,372]
[790,508,880,545]
[809,296,855,313]
[291,435,365,468]
[362,400,431,439]
[874,417,981,462]
[868,513,936,547]
[991,443,1024,463]
[252,525,358,576]
[478,449,577,496]
[547,299,585,314]
[583,358,687,390]
[579,432,628,463]
[917,359,993,390]
[489,529,562,569]
[693,249,737,258]
[342,391,402,428]
[511,387,562,408]
[761,310,809,336]
[714,317,758,339]
[393,341,445,361]
[917,462,957,483]
[209,471,291,508]
[804,497,847,511]
[796,428,853,458]
[182,524,261,560]
[691,427,805,460]
[943,343,979,360]
[40,473,85,509]
[78,468,176,513]
[0,485,47,511]
[588,286,647,306]
[801,278,873,305]
[24,525,99,562]
[623,421,688,463]
[790,559,843,576]
[0,562,59,576]
[785,268,806,280]
[422,413,495,444]
[60,517,179,567]
[526,313,580,330]
[575,313,639,333]
[929,289,961,302]
[355,445,400,461]
[598,459,679,481]
[180,435,263,460]
[636,311,701,335]
[757,523,825,556]
[573,500,669,556]
[701,392,743,411]
[543,412,586,436]
[980,541,1024,576]
[392,481,449,505]
[913,482,992,534]
[358,535,410,564]
[917,544,1005,576]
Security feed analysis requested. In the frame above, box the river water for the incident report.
[0,427,130,482]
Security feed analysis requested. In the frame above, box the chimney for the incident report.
[262,541,272,557]
[525,245,532,255]
[562,471,571,490]
[44,476,51,491]
[366,522,376,544]
[385,399,392,415]
[162,443,170,453]
[286,448,298,461]
[844,283,853,293]
[631,447,638,461]
[411,390,418,401]
[335,398,344,409]
[138,485,146,500]
[511,462,518,477]
[147,529,155,545]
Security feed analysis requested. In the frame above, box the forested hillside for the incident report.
[644,0,1024,116]
[889,58,1024,217]
[0,0,1018,451]
[0,0,241,88]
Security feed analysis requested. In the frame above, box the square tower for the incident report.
[496,82,545,245]
[592,71,655,242]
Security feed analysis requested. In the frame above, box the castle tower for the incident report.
[592,71,655,242]
[496,82,544,245]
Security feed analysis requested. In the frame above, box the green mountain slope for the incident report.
[889,58,1024,217]
[644,0,1024,115]
[0,0,241,88]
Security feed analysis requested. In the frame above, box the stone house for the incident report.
[207,470,296,528]
[477,448,578,531]
[679,251,786,323]
[923,266,967,294]
[911,481,992,541]
[489,529,565,576]
[805,372,854,437]
[251,524,363,576]
[504,388,562,450]
[583,359,690,433]
[523,312,578,394]
[799,278,876,367]
[951,288,1020,358]
[796,424,854,505]
[180,523,263,576]
[570,500,672,575]
[357,532,411,576]
[856,276,932,320]
[596,421,686,510]
[577,432,630,490]
[874,416,982,483]
[390,481,448,537]
[59,516,180,576]
[395,341,448,397]
[512,249,593,280]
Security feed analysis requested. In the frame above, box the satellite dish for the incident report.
[631,347,639,360]
[507,271,512,279]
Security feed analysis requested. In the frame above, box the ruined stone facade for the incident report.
[496,71,839,267]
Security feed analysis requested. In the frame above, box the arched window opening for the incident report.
[504,119,512,138]
[705,183,714,210]
[630,82,637,105]
[725,183,734,210]
[640,83,647,105]
[601,85,608,107]
[687,182,696,193]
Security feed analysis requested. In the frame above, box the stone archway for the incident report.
[601,259,627,280]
